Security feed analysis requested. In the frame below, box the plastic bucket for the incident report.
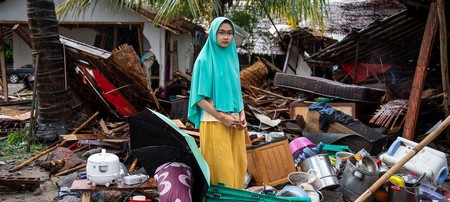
[290,137,315,156]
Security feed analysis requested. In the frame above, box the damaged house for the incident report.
[0,0,204,91]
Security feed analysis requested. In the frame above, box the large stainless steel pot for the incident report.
[299,154,340,190]
[338,156,379,202]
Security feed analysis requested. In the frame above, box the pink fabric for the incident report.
[154,162,193,202]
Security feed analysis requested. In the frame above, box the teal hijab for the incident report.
[188,17,244,129]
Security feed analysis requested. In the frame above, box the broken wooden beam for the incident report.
[404,3,438,140]
[0,176,40,192]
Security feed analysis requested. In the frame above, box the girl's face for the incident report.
[216,22,234,48]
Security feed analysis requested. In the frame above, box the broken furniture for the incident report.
[0,176,40,192]
[70,179,156,202]
[290,102,356,120]
[246,137,296,186]
[304,110,386,155]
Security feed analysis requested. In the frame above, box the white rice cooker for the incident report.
[86,149,122,187]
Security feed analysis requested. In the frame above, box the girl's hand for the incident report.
[219,112,240,128]
[237,111,247,130]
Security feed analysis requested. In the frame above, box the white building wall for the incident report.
[173,33,194,73]
[12,33,32,69]
[59,27,97,45]
[143,22,166,87]
[1,0,172,87]
[0,0,27,21]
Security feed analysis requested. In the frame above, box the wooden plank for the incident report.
[55,164,86,177]
[290,102,356,120]
[70,179,156,192]
[404,3,438,140]
[11,24,31,48]
[182,129,199,137]
[81,192,91,202]
[305,110,357,135]
[437,0,450,141]
[61,134,108,141]
[61,134,128,143]
[0,27,8,102]
[60,36,111,59]
[171,119,186,129]
[99,119,110,134]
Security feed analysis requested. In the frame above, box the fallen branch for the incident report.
[249,86,296,101]
[55,163,86,177]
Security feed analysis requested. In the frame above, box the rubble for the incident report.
[1,8,450,201]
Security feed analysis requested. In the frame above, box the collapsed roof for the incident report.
[306,7,449,68]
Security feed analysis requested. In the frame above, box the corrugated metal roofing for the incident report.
[306,9,433,67]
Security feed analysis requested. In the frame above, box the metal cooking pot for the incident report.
[299,154,340,190]
[338,156,379,201]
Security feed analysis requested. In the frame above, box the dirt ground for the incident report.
[0,157,60,202]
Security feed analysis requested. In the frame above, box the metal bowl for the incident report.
[288,171,323,190]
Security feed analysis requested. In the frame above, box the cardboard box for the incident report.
[304,110,386,155]
[246,137,296,186]
[290,102,356,120]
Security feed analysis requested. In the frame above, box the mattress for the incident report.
[273,73,385,102]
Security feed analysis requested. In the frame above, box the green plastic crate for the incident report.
[205,184,259,201]
[204,183,311,202]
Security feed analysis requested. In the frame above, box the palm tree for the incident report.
[28,0,329,141]
[57,0,329,31]
[27,0,75,141]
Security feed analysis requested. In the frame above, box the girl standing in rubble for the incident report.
[188,17,248,189]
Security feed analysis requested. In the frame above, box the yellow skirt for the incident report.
[200,121,247,189]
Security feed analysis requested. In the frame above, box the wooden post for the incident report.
[403,3,438,140]
[353,39,360,84]
[55,163,86,177]
[128,158,139,173]
[437,0,450,141]
[27,54,39,152]
[0,26,8,101]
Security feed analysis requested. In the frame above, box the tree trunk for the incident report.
[27,0,73,141]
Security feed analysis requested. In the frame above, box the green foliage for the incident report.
[228,8,258,33]
[7,130,27,145]
[56,0,329,32]
[3,37,13,61]
[0,129,47,161]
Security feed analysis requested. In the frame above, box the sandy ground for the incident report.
[0,158,60,202]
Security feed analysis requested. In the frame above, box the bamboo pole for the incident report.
[10,111,100,172]
[72,145,89,153]
[129,158,139,173]
[55,163,86,177]
[27,54,39,152]
[355,114,450,202]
